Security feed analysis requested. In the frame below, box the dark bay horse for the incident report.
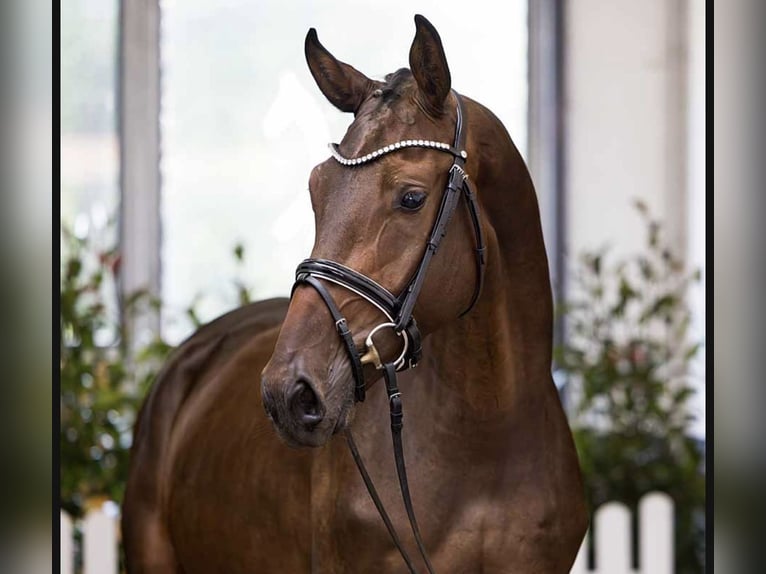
[123,15,587,573]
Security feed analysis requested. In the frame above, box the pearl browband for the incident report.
[328,140,467,167]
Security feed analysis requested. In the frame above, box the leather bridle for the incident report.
[291,91,485,574]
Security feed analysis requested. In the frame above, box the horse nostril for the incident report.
[288,379,324,428]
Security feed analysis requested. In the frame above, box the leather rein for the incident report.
[292,92,485,574]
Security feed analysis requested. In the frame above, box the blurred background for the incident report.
[56,0,715,572]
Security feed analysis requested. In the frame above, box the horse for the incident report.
[122,15,587,573]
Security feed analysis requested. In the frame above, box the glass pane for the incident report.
[161,0,527,343]
[61,0,120,344]
[61,0,120,234]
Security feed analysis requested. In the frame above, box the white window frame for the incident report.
[118,0,162,347]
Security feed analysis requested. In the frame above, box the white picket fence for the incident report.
[61,501,120,574]
[571,491,674,574]
[61,492,673,573]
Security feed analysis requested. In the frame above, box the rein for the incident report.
[292,92,485,574]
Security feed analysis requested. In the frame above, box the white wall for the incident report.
[564,0,705,438]
[565,0,689,256]
[686,0,706,441]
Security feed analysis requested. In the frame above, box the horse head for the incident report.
[261,15,488,447]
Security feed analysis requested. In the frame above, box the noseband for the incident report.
[291,92,486,574]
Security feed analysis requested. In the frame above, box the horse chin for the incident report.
[269,400,351,448]
[272,421,334,449]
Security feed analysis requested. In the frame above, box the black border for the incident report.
[53,0,62,570]
[703,0,713,571]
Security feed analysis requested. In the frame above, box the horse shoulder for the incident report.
[123,298,292,573]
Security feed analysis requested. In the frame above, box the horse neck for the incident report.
[421,109,555,422]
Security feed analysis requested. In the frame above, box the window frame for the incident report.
[118,0,162,348]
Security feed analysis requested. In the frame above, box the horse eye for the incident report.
[400,190,427,211]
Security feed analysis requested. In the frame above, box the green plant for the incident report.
[555,200,704,573]
[60,228,162,516]
[60,225,251,517]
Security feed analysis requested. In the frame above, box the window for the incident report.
[159,1,528,343]
[61,0,120,238]
[61,0,120,345]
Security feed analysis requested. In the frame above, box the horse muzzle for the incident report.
[260,358,351,448]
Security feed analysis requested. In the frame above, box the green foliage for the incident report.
[555,200,705,573]
[60,226,251,517]
[61,228,160,516]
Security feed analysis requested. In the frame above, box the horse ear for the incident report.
[409,15,451,115]
[305,28,375,114]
